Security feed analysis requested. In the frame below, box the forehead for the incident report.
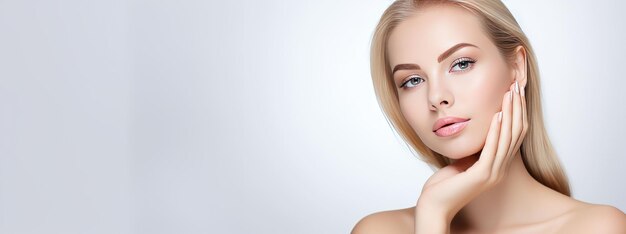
[387,4,495,67]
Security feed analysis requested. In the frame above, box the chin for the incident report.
[426,133,485,160]
[439,147,482,160]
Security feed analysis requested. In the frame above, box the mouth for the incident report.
[433,117,471,137]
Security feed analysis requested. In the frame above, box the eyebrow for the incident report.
[392,42,479,75]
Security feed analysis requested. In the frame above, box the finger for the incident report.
[521,83,528,141]
[503,81,524,172]
[492,88,513,177]
[472,111,501,172]
[516,82,529,156]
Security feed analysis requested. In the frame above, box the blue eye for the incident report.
[400,75,424,89]
[450,57,476,72]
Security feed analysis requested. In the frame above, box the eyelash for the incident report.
[399,75,424,89]
[450,57,476,72]
[399,57,477,89]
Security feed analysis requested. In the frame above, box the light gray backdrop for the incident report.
[0,0,624,233]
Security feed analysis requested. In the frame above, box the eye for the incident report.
[400,75,424,89]
[450,57,476,72]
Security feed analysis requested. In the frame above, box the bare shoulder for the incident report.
[559,203,626,233]
[351,206,415,234]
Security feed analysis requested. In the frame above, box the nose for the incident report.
[428,81,454,111]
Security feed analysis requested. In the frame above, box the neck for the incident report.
[454,151,570,231]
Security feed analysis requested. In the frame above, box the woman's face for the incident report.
[387,4,516,159]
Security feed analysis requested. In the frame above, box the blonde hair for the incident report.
[371,0,571,196]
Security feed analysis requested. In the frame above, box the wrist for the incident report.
[416,197,454,221]
[414,204,451,233]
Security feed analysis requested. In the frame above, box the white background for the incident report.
[0,0,624,233]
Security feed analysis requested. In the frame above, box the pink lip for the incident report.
[432,117,470,137]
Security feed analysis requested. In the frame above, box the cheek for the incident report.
[467,82,505,114]
[464,61,511,113]
[398,92,431,132]
[444,63,510,156]
[398,92,447,156]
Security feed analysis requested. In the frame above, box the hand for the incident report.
[414,81,528,232]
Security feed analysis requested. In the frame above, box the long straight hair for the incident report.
[370,0,571,196]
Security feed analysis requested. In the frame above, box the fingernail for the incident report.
[498,111,502,122]
[510,90,513,102]
[515,81,519,93]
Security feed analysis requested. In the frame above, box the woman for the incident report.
[352,0,626,233]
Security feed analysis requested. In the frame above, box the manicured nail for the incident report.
[515,81,519,93]
[498,111,502,122]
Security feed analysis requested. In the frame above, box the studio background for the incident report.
[1,0,624,233]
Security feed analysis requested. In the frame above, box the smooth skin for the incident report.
[352,4,626,234]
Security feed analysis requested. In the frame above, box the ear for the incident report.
[511,45,527,88]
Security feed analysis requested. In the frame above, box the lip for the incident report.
[432,117,471,137]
